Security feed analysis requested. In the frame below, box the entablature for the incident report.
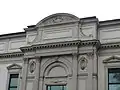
[20,40,99,58]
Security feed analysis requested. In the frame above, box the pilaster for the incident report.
[86,53,93,90]
[72,53,78,90]
[32,56,41,90]
[21,58,29,90]
[93,47,98,90]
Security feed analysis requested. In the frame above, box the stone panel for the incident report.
[47,66,67,77]
[41,24,77,43]
[9,39,26,52]
[26,81,33,90]
[100,27,120,43]
[0,43,5,52]
[78,79,87,90]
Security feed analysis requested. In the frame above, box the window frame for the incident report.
[8,74,19,90]
[46,85,66,90]
[6,64,22,90]
[103,56,120,90]
[108,68,120,90]
[104,63,120,90]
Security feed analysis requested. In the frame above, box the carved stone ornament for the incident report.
[79,26,93,38]
[36,13,79,26]
[79,56,88,70]
[29,61,36,73]
[43,16,74,25]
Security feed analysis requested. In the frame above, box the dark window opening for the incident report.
[47,85,66,90]
[108,68,120,90]
[8,74,19,90]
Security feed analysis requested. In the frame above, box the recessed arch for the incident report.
[44,62,67,77]
[41,56,72,77]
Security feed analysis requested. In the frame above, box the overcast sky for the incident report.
[0,0,119,34]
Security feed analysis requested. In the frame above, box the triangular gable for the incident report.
[7,63,22,70]
[103,56,120,63]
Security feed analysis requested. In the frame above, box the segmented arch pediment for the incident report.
[36,13,79,26]
[103,56,120,63]
[7,63,22,70]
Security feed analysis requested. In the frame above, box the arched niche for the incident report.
[44,62,67,77]
[41,56,72,77]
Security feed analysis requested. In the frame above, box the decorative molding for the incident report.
[0,52,23,58]
[20,40,99,52]
[103,56,120,63]
[79,26,93,38]
[50,80,67,84]
[44,62,67,77]
[79,56,88,70]
[100,43,120,49]
[78,73,88,76]
[27,33,37,44]
[36,13,79,27]
[29,60,36,73]
[41,56,72,77]
[7,63,22,70]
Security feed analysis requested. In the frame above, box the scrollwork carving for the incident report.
[79,26,93,38]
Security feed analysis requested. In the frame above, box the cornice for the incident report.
[24,25,38,32]
[100,43,120,49]
[0,32,26,39]
[0,52,23,58]
[20,40,100,52]
[99,19,120,27]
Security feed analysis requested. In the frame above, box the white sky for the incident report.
[0,0,120,34]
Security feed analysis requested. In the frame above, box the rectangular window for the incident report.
[8,74,19,90]
[108,68,120,90]
[47,85,66,90]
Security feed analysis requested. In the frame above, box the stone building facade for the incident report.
[0,13,120,90]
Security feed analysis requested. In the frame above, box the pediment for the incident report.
[103,56,120,63]
[36,13,79,26]
[7,63,22,70]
